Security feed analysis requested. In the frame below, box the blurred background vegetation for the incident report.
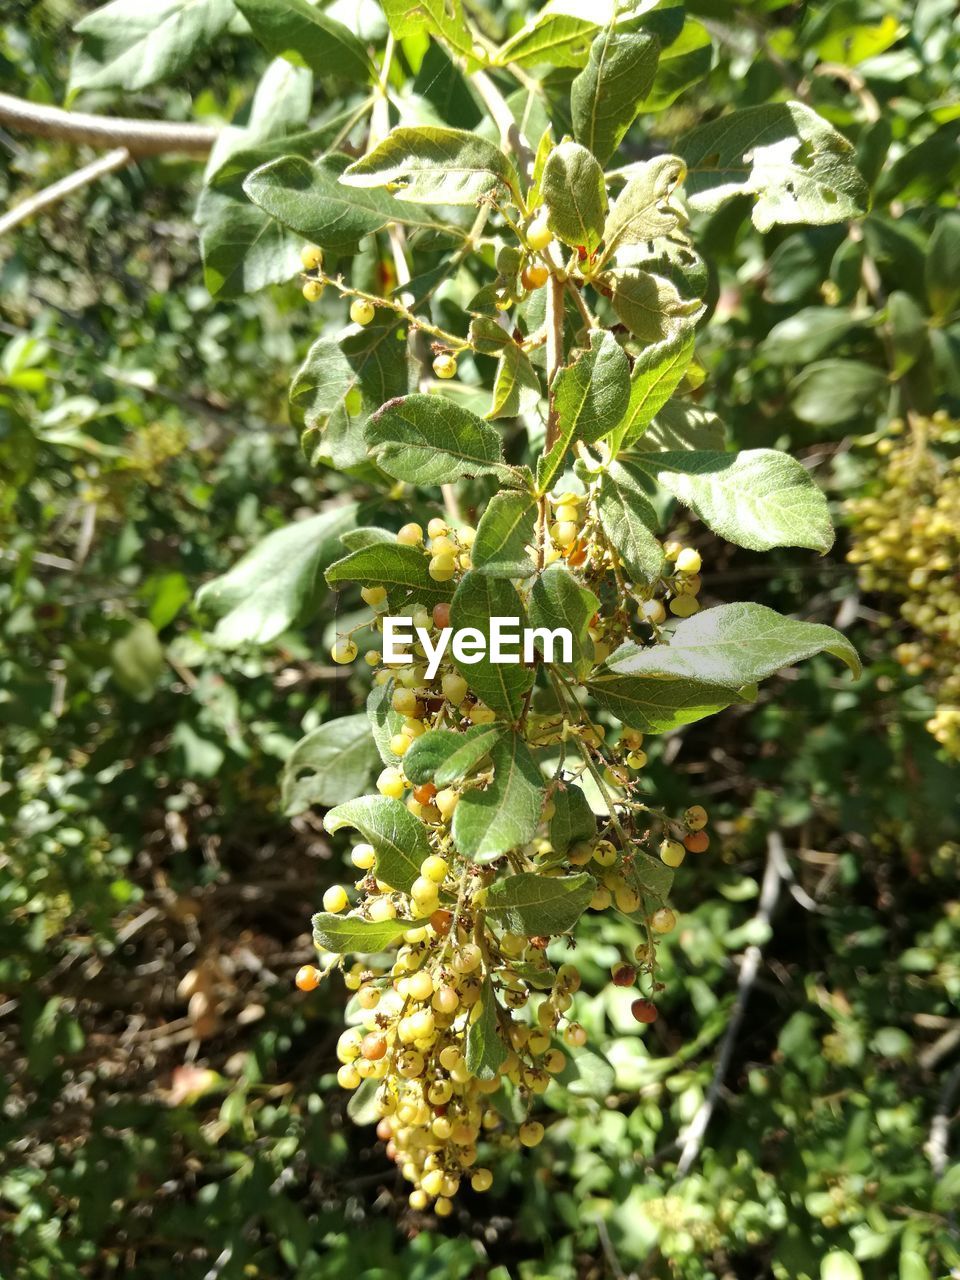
[1,1,958,1277]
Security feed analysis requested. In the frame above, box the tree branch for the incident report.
[673,831,785,1177]
[0,92,218,156]
[0,146,130,237]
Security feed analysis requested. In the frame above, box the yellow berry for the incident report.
[651,907,677,933]
[471,1168,493,1192]
[300,244,323,270]
[427,517,448,538]
[377,767,406,799]
[429,553,457,581]
[551,520,578,549]
[351,842,376,870]
[685,804,708,831]
[519,1120,545,1147]
[676,547,702,574]
[433,354,458,379]
[331,638,357,664]
[322,884,349,914]
[337,1063,361,1089]
[391,687,420,717]
[368,896,397,922]
[302,279,324,302]
[397,523,423,546]
[660,839,686,868]
[641,599,666,625]
[435,788,460,819]
[350,298,376,326]
[434,1196,454,1217]
[421,854,449,884]
[527,214,553,252]
[441,672,468,705]
[361,585,387,608]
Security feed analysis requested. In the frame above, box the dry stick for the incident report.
[928,1059,960,1181]
[0,146,131,237]
[673,830,786,1177]
[0,92,218,155]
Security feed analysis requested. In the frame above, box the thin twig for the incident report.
[0,92,217,155]
[673,831,785,1177]
[927,1060,960,1181]
[0,146,131,237]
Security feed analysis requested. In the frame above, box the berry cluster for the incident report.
[847,413,960,756]
[299,504,715,1210]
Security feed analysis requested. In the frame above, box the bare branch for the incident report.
[0,92,218,156]
[0,147,130,237]
[674,832,785,1177]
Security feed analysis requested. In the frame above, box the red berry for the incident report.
[684,831,710,854]
[433,602,451,629]
[631,999,658,1024]
[430,909,453,936]
[612,963,636,987]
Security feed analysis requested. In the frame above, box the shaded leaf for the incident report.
[324,794,431,893]
[281,714,379,814]
[608,269,703,343]
[466,980,508,1079]
[542,142,608,254]
[234,0,372,82]
[549,784,597,853]
[402,724,506,787]
[325,542,453,605]
[596,461,662,585]
[485,872,595,934]
[452,732,545,861]
[528,564,598,679]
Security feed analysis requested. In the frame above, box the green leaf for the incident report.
[70,0,235,93]
[820,1252,863,1280]
[485,872,595,935]
[346,1077,380,1124]
[549,785,597,853]
[494,0,612,69]
[680,100,869,232]
[466,980,508,1080]
[366,394,518,486]
[367,679,405,766]
[234,0,372,82]
[596,461,662,586]
[605,603,861,684]
[607,331,694,455]
[473,491,538,579]
[196,504,359,647]
[639,17,711,112]
[608,269,702,343]
[312,912,408,954]
[788,359,887,427]
[452,732,545,861]
[281,714,379,815]
[625,852,673,907]
[380,0,477,64]
[324,794,431,893]
[926,211,960,320]
[888,291,928,376]
[541,142,608,254]
[640,401,725,453]
[587,668,754,733]
[571,28,659,166]
[341,126,519,205]
[638,448,835,553]
[197,126,339,299]
[557,329,631,448]
[449,574,535,719]
[552,1040,615,1099]
[489,343,541,421]
[402,724,506,787]
[291,316,414,470]
[758,307,870,365]
[244,154,455,255]
[325,542,452,605]
[111,620,165,701]
[602,155,688,261]
[528,565,598,679]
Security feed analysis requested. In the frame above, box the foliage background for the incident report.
[1,1,958,1277]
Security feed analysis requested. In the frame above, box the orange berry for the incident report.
[433,602,452,629]
[295,965,320,992]
[413,782,438,805]
[361,1033,387,1061]
[684,831,709,854]
[631,999,657,1024]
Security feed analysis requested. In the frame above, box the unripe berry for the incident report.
[421,854,449,883]
[527,213,553,252]
[390,732,413,757]
[660,839,686,868]
[631,998,658,1024]
[391,686,420,717]
[396,523,423,546]
[433,354,458,379]
[434,1197,454,1217]
[442,671,468,704]
[337,1063,361,1089]
[322,884,348,914]
[350,298,376,326]
[452,942,481,973]
[411,876,440,906]
[614,883,641,914]
[684,804,708,831]
[368,896,397,922]
[331,638,357,664]
[435,788,459,819]
[433,984,459,1013]
[407,969,434,1001]
[563,1022,587,1047]
[295,964,320,991]
[467,702,496,725]
[429,552,457,581]
[409,1188,428,1210]
[519,1120,545,1147]
[641,598,666,625]
[300,244,323,270]
[551,520,578,548]
[351,842,376,870]
[471,1167,493,1192]
[302,279,324,302]
[651,907,677,933]
[592,840,617,867]
[377,767,405,799]
[675,547,702,575]
[361,585,387,608]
